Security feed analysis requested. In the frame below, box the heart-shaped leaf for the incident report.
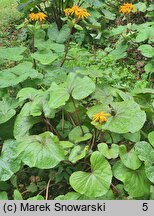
[69,151,112,197]
[69,145,86,163]
[119,145,142,170]
[31,51,58,65]
[87,100,146,134]
[67,73,95,100]
[48,83,69,109]
[17,132,65,169]
[98,143,119,159]
[102,100,146,133]
[0,47,26,61]
[113,161,150,197]
[0,62,41,88]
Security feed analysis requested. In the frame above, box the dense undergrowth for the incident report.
[0,0,154,200]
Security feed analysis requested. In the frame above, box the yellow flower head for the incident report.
[64,5,90,19]
[119,3,137,14]
[92,112,111,124]
[29,12,47,22]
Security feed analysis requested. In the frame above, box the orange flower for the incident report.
[92,112,111,124]
[119,3,137,14]
[64,5,90,19]
[29,12,47,22]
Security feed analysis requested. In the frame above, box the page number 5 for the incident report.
[142,203,148,211]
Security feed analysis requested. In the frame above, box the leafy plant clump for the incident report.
[0,0,154,200]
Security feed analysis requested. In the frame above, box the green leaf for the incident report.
[0,47,26,61]
[136,29,149,43]
[56,24,71,44]
[55,192,81,200]
[26,183,38,193]
[145,163,154,184]
[48,83,69,109]
[31,51,58,65]
[102,100,146,134]
[0,99,16,124]
[123,131,141,142]
[98,143,119,159]
[134,2,147,12]
[0,140,21,181]
[59,141,74,149]
[110,41,128,60]
[69,126,92,143]
[134,141,154,164]
[17,132,65,169]
[102,9,116,20]
[13,190,23,200]
[17,87,43,102]
[48,23,70,44]
[28,195,44,200]
[14,111,40,139]
[48,23,60,42]
[0,62,41,88]
[119,145,142,170]
[0,191,8,200]
[69,151,112,197]
[92,85,114,104]
[69,145,86,163]
[148,131,154,147]
[67,74,95,100]
[113,161,150,197]
[138,44,154,58]
[145,61,154,73]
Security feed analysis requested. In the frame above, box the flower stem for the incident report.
[70,95,84,136]
[32,33,36,69]
[60,27,73,67]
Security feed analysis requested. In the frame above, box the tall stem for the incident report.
[70,95,84,136]
[60,27,73,67]
[32,33,36,69]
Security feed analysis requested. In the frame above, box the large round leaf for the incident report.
[0,47,26,61]
[87,100,146,134]
[113,161,150,197]
[31,51,58,65]
[69,151,112,197]
[17,132,65,169]
[138,44,154,58]
[0,62,41,88]
[48,83,69,109]
[102,100,146,133]
[119,145,142,170]
[67,73,95,100]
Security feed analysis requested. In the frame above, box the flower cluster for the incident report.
[29,12,47,22]
[119,3,137,14]
[64,5,90,19]
[92,112,111,124]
